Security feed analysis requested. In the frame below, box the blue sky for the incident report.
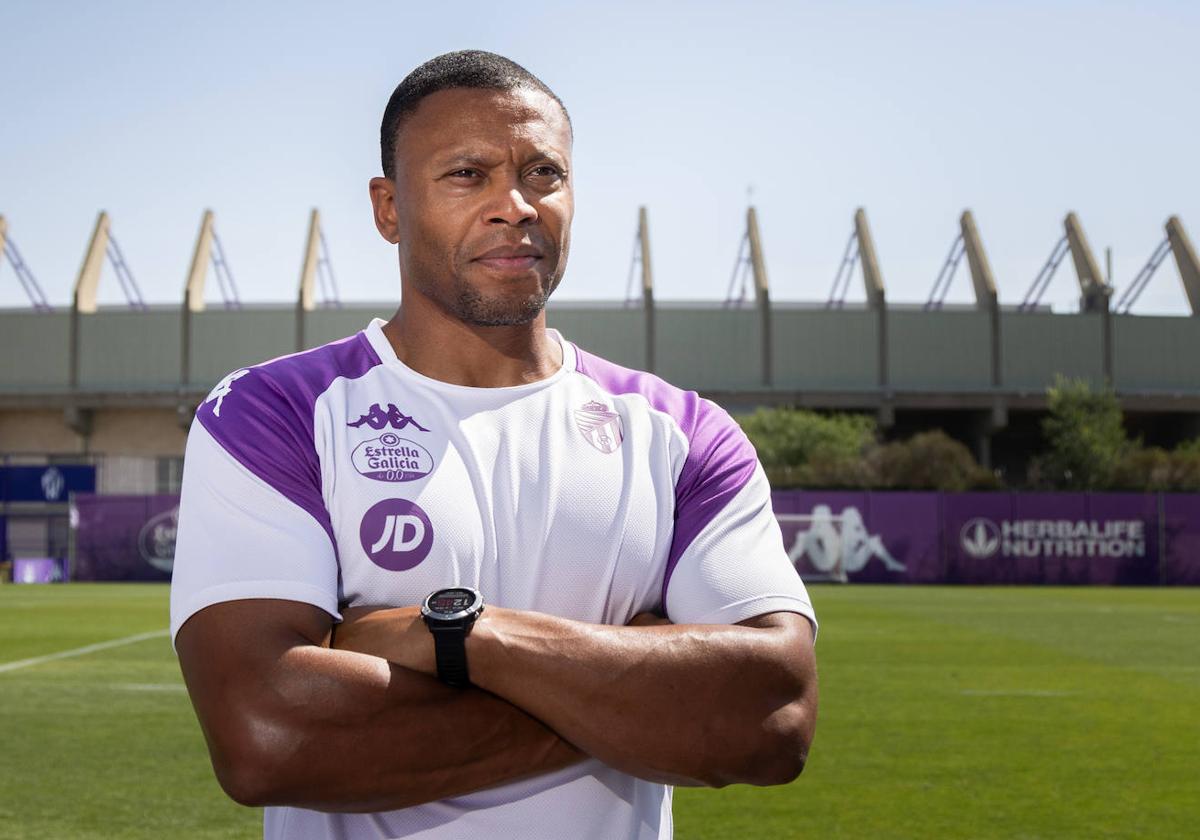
[2,0,1197,313]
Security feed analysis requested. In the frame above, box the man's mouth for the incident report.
[475,255,542,271]
[472,244,545,273]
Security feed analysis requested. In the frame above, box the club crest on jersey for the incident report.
[348,403,429,432]
[360,498,434,571]
[574,400,623,454]
[351,432,435,483]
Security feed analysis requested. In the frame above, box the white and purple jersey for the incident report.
[170,318,815,840]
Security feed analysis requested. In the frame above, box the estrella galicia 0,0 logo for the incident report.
[351,432,435,482]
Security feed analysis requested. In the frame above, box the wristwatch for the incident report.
[420,587,484,688]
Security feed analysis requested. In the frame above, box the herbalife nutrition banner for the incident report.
[64,490,1200,585]
[774,491,1200,585]
[71,494,178,581]
[941,493,1159,585]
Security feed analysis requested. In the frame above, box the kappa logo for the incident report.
[348,403,430,432]
[960,518,1000,559]
[783,505,907,582]
[205,369,250,418]
[574,400,623,454]
[359,499,434,571]
[351,432,435,483]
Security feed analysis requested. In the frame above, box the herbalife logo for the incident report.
[963,517,1145,560]
[348,404,429,432]
[960,518,1001,559]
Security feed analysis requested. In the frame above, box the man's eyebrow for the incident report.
[433,149,567,169]
[435,152,495,169]
[529,149,568,167]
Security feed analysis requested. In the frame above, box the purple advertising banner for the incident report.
[71,494,179,582]
[942,493,1159,585]
[63,490,1200,585]
[773,491,1199,585]
[13,557,65,584]
[772,491,942,583]
[1162,495,1200,586]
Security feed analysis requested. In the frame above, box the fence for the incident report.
[57,491,1200,585]
[776,491,1200,585]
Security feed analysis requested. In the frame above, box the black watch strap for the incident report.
[430,626,470,688]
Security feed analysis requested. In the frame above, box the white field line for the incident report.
[0,629,169,675]
[960,689,1073,697]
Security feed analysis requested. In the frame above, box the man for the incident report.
[171,50,817,839]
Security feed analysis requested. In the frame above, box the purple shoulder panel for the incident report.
[195,331,381,544]
[573,347,758,608]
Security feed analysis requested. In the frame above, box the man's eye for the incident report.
[449,169,480,178]
[529,165,563,178]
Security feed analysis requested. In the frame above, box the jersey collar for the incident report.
[362,318,577,394]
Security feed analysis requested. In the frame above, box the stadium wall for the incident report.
[54,490,1200,586]
[3,302,1200,482]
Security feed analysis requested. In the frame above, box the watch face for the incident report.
[424,587,480,618]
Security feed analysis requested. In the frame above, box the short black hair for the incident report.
[380,50,571,180]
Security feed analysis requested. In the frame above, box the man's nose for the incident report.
[484,181,539,226]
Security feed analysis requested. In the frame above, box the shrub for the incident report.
[737,409,997,491]
[871,430,1001,491]
[736,407,875,467]
[1110,446,1200,492]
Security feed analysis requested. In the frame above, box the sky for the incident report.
[2,0,1198,314]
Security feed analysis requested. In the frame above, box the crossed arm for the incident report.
[175,599,817,812]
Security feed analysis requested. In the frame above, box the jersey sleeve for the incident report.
[169,367,341,646]
[662,400,816,633]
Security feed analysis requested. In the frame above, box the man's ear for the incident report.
[368,177,401,244]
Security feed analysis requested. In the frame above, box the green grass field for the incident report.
[1,584,1197,839]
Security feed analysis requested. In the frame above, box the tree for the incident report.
[736,408,876,489]
[736,409,998,491]
[1032,376,1128,490]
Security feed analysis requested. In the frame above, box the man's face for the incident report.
[371,86,573,327]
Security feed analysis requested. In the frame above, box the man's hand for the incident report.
[333,603,817,789]
[332,605,435,673]
[331,607,673,671]
[177,599,584,812]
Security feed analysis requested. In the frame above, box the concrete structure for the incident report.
[3,208,1200,489]
[1166,216,1200,315]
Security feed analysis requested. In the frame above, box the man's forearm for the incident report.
[177,602,582,813]
[336,606,816,788]
[244,648,581,810]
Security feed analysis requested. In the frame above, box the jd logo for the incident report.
[359,499,434,571]
[960,518,1000,559]
[348,404,429,432]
